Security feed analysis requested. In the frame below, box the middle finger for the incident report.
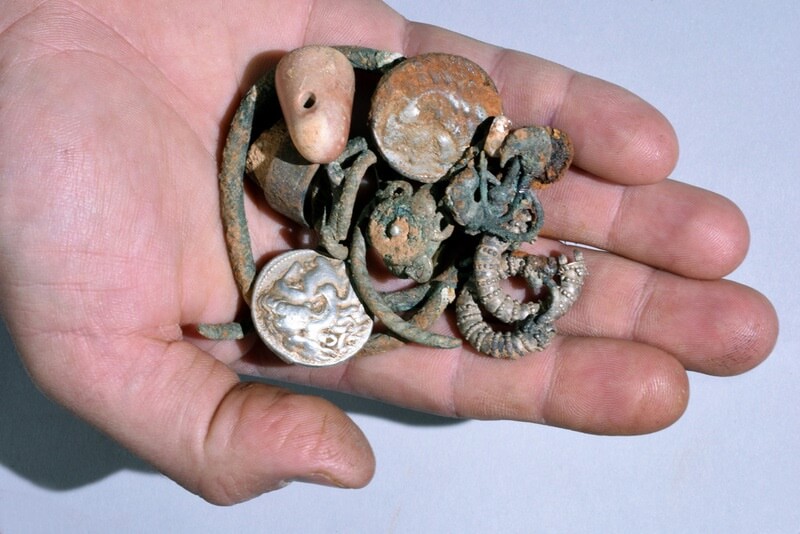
[541,172,749,280]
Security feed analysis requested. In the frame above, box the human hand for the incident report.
[0,0,777,504]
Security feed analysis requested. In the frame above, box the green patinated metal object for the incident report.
[200,46,586,365]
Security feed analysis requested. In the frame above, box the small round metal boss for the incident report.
[369,53,503,183]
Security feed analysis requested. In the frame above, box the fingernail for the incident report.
[273,479,292,490]
[295,472,347,488]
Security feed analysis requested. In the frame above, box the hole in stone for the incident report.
[302,92,316,109]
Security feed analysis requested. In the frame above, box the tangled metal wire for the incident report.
[198,46,587,366]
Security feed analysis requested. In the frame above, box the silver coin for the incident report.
[251,249,373,366]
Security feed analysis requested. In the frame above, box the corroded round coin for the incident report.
[251,249,373,366]
[369,53,503,183]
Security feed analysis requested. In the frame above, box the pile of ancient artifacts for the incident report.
[199,46,587,366]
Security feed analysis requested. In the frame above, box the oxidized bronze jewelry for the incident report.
[198,45,587,366]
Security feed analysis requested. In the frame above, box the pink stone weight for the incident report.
[275,46,355,164]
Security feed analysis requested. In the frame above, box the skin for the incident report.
[0,0,778,505]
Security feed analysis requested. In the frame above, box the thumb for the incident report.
[21,336,375,505]
[194,376,376,504]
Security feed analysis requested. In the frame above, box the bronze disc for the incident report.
[370,53,503,183]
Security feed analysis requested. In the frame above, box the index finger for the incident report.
[397,23,679,185]
[301,2,677,185]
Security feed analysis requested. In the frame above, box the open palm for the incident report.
[0,0,777,504]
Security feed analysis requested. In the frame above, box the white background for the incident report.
[2,1,799,532]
